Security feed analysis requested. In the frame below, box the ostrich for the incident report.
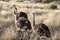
[13,5,32,31]
[32,13,51,38]
[13,5,33,40]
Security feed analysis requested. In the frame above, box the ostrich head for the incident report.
[13,5,28,20]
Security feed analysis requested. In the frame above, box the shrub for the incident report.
[33,0,49,3]
[33,0,38,3]
[50,4,57,9]
[41,0,49,3]
[46,4,57,9]
[16,0,24,2]
[2,0,10,2]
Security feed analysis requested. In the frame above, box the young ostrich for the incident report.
[32,13,51,38]
[13,5,32,31]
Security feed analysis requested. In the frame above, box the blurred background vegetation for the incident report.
[0,0,60,3]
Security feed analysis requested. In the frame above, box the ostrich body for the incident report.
[32,13,51,38]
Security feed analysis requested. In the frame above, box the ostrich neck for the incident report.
[33,13,35,26]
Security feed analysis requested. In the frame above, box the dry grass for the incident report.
[0,1,60,40]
